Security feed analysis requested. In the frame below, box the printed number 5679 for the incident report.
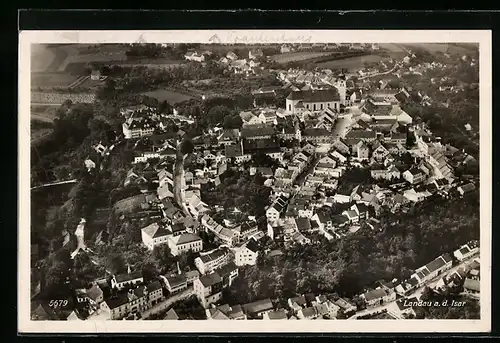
[48,300,68,308]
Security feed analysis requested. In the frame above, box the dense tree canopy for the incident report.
[201,169,272,218]
[180,139,194,155]
[224,192,479,304]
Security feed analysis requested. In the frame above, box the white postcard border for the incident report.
[19,29,492,333]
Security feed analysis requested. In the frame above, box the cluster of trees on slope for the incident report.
[96,61,226,99]
[398,52,479,157]
[125,43,202,60]
[223,192,479,305]
[201,169,272,219]
[31,101,119,185]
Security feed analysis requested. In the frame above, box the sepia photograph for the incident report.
[19,30,491,333]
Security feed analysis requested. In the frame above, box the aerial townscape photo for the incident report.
[28,39,482,324]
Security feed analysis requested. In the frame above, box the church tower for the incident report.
[335,74,347,105]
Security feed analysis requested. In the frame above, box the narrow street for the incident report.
[332,113,355,138]
[30,179,78,190]
[293,156,321,186]
[173,151,192,218]
[358,63,400,80]
[139,287,194,319]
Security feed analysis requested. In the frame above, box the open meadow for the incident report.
[31,45,57,73]
[31,105,59,121]
[316,54,391,72]
[31,72,80,89]
[271,51,335,64]
[30,105,59,143]
[400,43,477,55]
[113,194,147,214]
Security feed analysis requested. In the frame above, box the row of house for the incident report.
[62,274,165,321]
[205,292,358,320]
[141,221,203,256]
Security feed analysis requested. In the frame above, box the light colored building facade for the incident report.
[168,234,203,256]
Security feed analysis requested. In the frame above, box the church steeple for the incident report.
[335,74,347,104]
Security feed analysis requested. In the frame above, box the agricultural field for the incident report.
[31,105,59,122]
[316,54,390,72]
[63,62,89,75]
[31,72,80,89]
[378,43,408,53]
[271,51,335,64]
[72,76,105,90]
[64,58,184,74]
[57,49,128,72]
[31,45,78,73]
[198,44,279,53]
[31,92,97,105]
[30,126,53,143]
[400,43,477,55]
[74,44,129,55]
[30,106,57,143]
[141,88,196,104]
[31,45,57,73]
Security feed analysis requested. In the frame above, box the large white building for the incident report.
[286,89,343,114]
[194,272,224,308]
[234,239,260,266]
[453,241,479,261]
[122,117,155,139]
[411,254,453,285]
[195,248,231,275]
[266,195,289,222]
[111,271,144,290]
[141,222,172,250]
[168,233,203,256]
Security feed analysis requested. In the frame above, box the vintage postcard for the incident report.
[19,30,491,333]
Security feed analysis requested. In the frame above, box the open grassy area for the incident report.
[63,62,88,75]
[199,44,279,52]
[316,54,390,72]
[142,88,196,104]
[31,72,80,88]
[271,51,335,64]
[31,105,57,143]
[378,43,407,53]
[30,127,53,143]
[31,45,71,73]
[113,194,146,214]
[31,45,56,73]
[75,44,128,55]
[31,105,59,121]
[401,43,477,55]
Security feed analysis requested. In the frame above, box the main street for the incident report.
[332,113,354,139]
[173,150,193,218]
